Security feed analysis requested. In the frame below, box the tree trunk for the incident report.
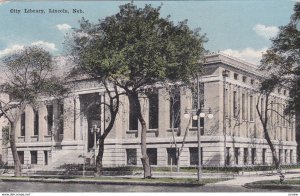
[176,152,180,172]
[95,137,105,177]
[263,125,280,170]
[10,121,22,176]
[129,92,151,178]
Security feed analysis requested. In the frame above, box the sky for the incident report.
[0,0,298,65]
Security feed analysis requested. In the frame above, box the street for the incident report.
[0,181,296,192]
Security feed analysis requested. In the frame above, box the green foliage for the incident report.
[261,2,300,113]
[68,3,207,89]
[1,46,68,105]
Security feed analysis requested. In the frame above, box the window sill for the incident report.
[18,136,25,138]
[126,130,138,134]
[167,128,179,132]
[147,129,158,133]
[31,136,38,138]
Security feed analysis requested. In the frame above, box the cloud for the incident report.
[253,24,279,39]
[31,41,57,51]
[56,24,72,31]
[221,47,267,65]
[0,44,24,58]
[0,41,57,58]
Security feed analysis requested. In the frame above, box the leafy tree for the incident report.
[67,3,206,178]
[0,46,67,176]
[260,2,300,161]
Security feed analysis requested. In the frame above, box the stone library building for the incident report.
[0,53,297,168]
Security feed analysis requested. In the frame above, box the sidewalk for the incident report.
[211,170,300,186]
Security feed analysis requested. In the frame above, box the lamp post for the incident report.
[184,106,213,182]
[90,124,100,165]
[222,70,229,167]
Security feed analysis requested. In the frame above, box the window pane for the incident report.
[129,101,138,130]
[31,151,37,165]
[149,94,158,129]
[167,148,177,165]
[147,148,157,165]
[47,105,53,135]
[126,149,137,165]
[34,111,39,136]
[20,112,25,137]
[170,92,180,128]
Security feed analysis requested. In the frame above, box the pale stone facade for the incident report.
[1,53,297,168]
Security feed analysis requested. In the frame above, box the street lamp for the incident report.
[184,106,213,182]
[222,70,229,167]
[90,124,100,165]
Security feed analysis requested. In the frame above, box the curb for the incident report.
[0,178,204,187]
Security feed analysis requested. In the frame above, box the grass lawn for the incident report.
[0,176,230,185]
[251,178,300,185]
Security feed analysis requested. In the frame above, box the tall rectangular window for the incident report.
[147,148,157,165]
[59,103,64,134]
[192,91,198,128]
[226,147,230,166]
[167,148,177,165]
[244,148,248,165]
[126,149,137,165]
[148,94,159,129]
[279,149,282,164]
[189,147,203,165]
[251,148,256,165]
[250,96,254,121]
[290,150,293,163]
[233,91,237,118]
[170,92,180,128]
[34,111,39,136]
[234,148,239,165]
[262,148,266,165]
[30,151,37,165]
[129,101,138,130]
[285,149,288,163]
[20,112,25,137]
[242,94,246,120]
[46,105,53,135]
[17,151,24,164]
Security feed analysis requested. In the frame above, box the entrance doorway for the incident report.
[79,93,102,152]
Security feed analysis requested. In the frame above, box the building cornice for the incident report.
[204,53,266,78]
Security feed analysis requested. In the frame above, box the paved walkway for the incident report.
[212,171,300,186]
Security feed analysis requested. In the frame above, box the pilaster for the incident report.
[38,102,47,142]
[63,97,75,141]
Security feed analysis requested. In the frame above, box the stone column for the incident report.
[25,106,34,142]
[74,95,81,141]
[114,95,126,139]
[63,97,75,141]
[38,103,47,142]
[158,88,169,137]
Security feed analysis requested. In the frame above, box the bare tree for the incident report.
[256,75,290,178]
